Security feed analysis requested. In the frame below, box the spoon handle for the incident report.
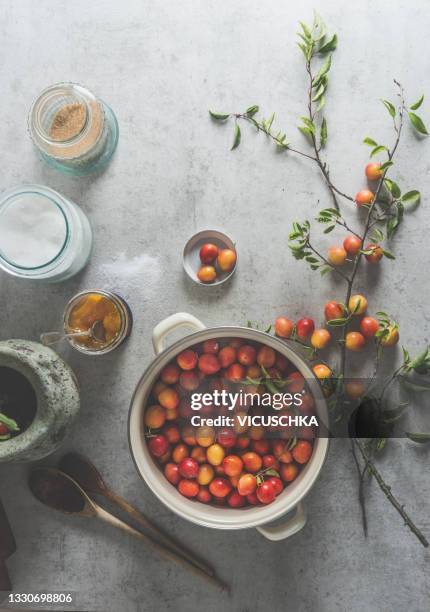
[40,330,89,346]
[94,505,228,592]
[104,488,214,576]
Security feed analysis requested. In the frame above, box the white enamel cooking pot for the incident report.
[128,313,329,541]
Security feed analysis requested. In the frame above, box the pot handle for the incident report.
[152,313,206,355]
[256,502,307,541]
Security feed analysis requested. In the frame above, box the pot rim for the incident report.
[128,325,329,529]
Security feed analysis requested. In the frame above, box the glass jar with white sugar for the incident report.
[0,185,92,282]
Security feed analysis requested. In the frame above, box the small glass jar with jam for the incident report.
[64,290,132,355]
[28,83,119,176]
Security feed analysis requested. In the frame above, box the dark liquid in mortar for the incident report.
[0,367,37,435]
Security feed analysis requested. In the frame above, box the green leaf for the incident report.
[326,317,349,327]
[410,94,424,111]
[384,178,401,199]
[264,468,280,478]
[266,112,275,131]
[0,434,11,441]
[265,378,280,394]
[231,123,241,150]
[316,215,332,223]
[401,190,421,210]
[409,347,430,372]
[289,242,305,252]
[312,81,326,102]
[299,21,312,39]
[299,117,316,141]
[298,126,314,139]
[386,203,404,239]
[375,329,386,340]
[402,346,411,364]
[312,12,326,42]
[352,298,362,314]
[406,432,430,443]
[316,95,326,112]
[320,266,333,276]
[297,32,311,45]
[287,436,298,450]
[320,117,328,147]
[375,438,387,451]
[323,224,335,234]
[300,117,316,132]
[370,145,386,158]
[408,112,428,135]
[382,249,396,260]
[314,55,332,83]
[209,110,230,120]
[363,136,378,147]
[372,228,384,243]
[318,33,337,54]
[383,402,409,424]
[0,413,19,432]
[379,161,393,171]
[297,42,310,59]
[245,105,259,117]
[381,100,396,118]
[375,192,391,205]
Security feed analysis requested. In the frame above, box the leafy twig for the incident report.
[237,113,317,162]
[339,82,406,381]
[354,439,429,548]
[304,60,353,210]
[289,220,352,281]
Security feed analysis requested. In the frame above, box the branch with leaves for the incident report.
[209,16,354,210]
[209,12,430,547]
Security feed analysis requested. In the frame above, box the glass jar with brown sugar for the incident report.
[28,83,119,176]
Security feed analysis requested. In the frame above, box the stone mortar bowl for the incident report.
[0,340,80,462]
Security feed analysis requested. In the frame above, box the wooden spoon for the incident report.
[59,452,213,577]
[29,468,228,593]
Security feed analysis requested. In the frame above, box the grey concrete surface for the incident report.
[1,1,430,610]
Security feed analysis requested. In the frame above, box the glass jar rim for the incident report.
[63,290,130,355]
[29,82,99,148]
[0,184,70,272]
